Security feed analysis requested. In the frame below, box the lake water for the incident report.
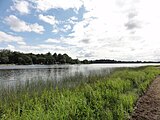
[0,63,159,86]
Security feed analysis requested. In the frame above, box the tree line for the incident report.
[90,59,160,64]
[0,49,90,65]
[0,49,159,65]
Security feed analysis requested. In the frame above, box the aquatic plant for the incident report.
[0,66,159,120]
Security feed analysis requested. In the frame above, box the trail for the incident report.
[131,76,160,120]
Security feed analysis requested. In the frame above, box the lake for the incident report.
[0,63,159,86]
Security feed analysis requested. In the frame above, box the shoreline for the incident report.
[0,66,160,119]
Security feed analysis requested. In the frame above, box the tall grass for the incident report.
[0,66,160,120]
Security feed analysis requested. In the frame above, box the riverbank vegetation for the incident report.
[0,49,83,65]
[0,66,160,119]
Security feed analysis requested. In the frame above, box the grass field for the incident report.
[0,66,160,120]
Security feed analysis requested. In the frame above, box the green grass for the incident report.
[0,66,160,120]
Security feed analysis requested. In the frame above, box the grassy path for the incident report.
[131,76,160,120]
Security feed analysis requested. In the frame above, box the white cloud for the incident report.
[70,16,78,21]
[5,15,44,34]
[39,14,57,25]
[11,0,30,14]
[61,25,71,32]
[51,24,71,33]
[0,31,26,45]
[13,44,77,58]
[39,14,70,33]
[4,0,160,61]
[60,0,160,61]
[30,0,83,12]
[6,45,16,51]
[45,38,60,43]
[52,29,59,33]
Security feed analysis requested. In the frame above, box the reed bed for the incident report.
[0,66,159,120]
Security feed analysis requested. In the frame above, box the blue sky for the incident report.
[0,0,160,61]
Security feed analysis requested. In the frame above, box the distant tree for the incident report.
[0,49,11,64]
[0,49,78,65]
[0,57,9,64]
[57,54,65,64]
[0,49,11,56]
[52,53,57,62]
[18,57,26,65]
[46,52,52,56]
[45,52,54,64]
[23,55,32,64]
[71,59,80,64]
[82,59,89,64]
[9,52,21,64]
[37,57,46,64]
[63,53,72,63]
[30,55,37,64]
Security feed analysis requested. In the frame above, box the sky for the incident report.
[0,0,160,61]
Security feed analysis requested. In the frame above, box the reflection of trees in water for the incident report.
[0,64,138,86]
[0,69,22,82]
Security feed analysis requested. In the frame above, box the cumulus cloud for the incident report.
[30,0,83,12]
[0,31,26,45]
[70,16,78,21]
[125,20,141,30]
[81,39,90,44]
[58,0,160,60]
[127,11,138,19]
[45,38,60,43]
[52,29,59,33]
[5,15,44,34]
[84,52,95,58]
[11,0,30,14]
[52,24,72,33]
[61,25,72,32]
[6,45,16,51]
[3,0,160,61]
[39,14,57,25]
[11,43,77,59]
[39,14,72,33]
[67,16,79,25]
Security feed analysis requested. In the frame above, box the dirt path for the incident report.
[131,76,160,120]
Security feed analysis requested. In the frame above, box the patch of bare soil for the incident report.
[131,76,160,120]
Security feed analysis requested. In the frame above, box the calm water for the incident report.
[0,63,159,86]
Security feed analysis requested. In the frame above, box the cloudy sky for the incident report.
[0,0,160,61]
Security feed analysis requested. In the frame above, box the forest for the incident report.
[0,49,90,65]
[0,49,159,65]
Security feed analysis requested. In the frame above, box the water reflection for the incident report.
[0,63,159,86]
[0,67,70,85]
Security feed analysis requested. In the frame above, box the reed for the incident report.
[0,66,159,120]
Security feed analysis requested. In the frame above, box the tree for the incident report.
[23,55,32,65]
[0,49,77,65]
[37,57,46,64]
[63,54,72,63]
[0,57,9,64]
[82,59,89,64]
[30,55,37,64]
[71,59,80,64]
[9,52,20,64]
[57,54,65,64]
[18,57,26,65]
[53,53,57,63]
[45,52,54,64]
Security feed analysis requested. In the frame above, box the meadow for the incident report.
[0,66,160,120]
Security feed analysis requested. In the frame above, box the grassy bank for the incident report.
[0,66,160,120]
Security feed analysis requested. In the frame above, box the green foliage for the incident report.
[0,56,9,64]
[0,66,160,119]
[0,49,79,65]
